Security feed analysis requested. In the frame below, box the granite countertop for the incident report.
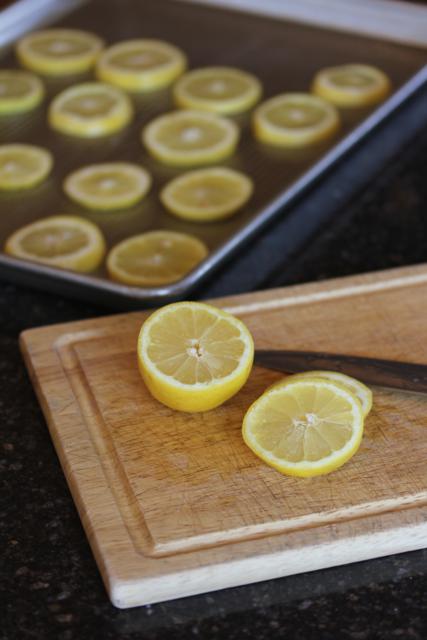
[3,96,427,639]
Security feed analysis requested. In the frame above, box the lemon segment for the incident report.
[0,70,44,114]
[161,167,253,222]
[64,162,151,210]
[173,66,262,114]
[107,230,208,287]
[142,110,239,166]
[312,64,391,108]
[4,214,106,272]
[48,82,133,137]
[253,93,340,147]
[96,39,187,92]
[0,144,52,190]
[138,301,254,412]
[16,29,104,76]
[243,378,364,477]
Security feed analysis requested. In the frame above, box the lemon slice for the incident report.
[64,162,151,210]
[0,144,52,190]
[96,39,187,92]
[138,301,254,412]
[312,64,391,108]
[287,371,373,417]
[0,70,44,114]
[160,167,253,222]
[48,82,133,137]
[107,230,208,287]
[253,93,340,147]
[142,110,239,166]
[243,377,364,477]
[16,29,104,76]
[173,66,262,114]
[4,214,106,272]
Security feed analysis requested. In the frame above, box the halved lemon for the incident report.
[253,93,340,147]
[107,230,208,287]
[64,162,151,210]
[48,82,133,137]
[173,66,262,114]
[96,39,187,92]
[138,301,254,412]
[0,70,44,114]
[16,29,104,76]
[243,377,364,477]
[142,110,239,166]
[0,144,52,190]
[312,64,391,108]
[4,214,106,272]
[160,167,253,222]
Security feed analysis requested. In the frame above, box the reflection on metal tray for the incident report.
[0,0,426,307]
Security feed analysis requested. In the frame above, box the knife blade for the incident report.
[254,350,427,393]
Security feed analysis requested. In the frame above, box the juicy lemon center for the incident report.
[331,71,373,88]
[0,78,30,98]
[173,175,243,206]
[32,37,89,57]
[0,155,38,177]
[189,77,248,99]
[113,49,170,69]
[158,122,224,150]
[82,172,134,194]
[267,103,325,128]
[20,226,88,257]
[63,93,116,117]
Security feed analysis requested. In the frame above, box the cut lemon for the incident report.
[16,29,104,76]
[0,70,44,115]
[173,66,262,114]
[138,301,254,412]
[48,82,133,137]
[243,377,364,477]
[107,230,208,287]
[4,214,106,272]
[96,39,187,92]
[161,167,253,222]
[253,93,340,147]
[64,162,151,210]
[0,144,52,190]
[142,110,239,166]
[312,64,391,108]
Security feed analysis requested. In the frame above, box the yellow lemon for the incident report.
[312,64,391,108]
[0,144,52,190]
[0,70,44,114]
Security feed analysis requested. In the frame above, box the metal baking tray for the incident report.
[0,0,426,307]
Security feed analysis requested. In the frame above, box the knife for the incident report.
[254,350,427,393]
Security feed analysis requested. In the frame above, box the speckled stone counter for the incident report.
[3,92,427,639]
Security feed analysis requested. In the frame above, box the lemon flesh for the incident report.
[253,93,340,147]
[173,66,262,114]
[4,214,106,272]
[48,82,133,137]
[64,162,151,210]
[312,64,391,107]
[107,230,208,287]
[0,70,44,114]
[243,378,364,477]
[142,110,239,166]
[0,144,52,190]
[96,39,187,91]
[138,301,254,412]
[16,29,104,75]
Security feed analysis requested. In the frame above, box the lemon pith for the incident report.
[0,70,44,114]
[138,301,254,412]
[0,144,53,190]
[312,64,391,107]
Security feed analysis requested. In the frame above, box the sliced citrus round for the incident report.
[48,82,133,137]
[138,301,254,412]
[173,66,262,114]
[64,162,151,211]
[0,144,52,190]
[243,377,364,477]
[253,93,340,147]
[16,28,104,76]
[160,167,253,222]
[142,110,239,166]
[286,371,373,417]
[96,39,187,92]
[0,70,44,115]
[107,230,208,287]
[4,214,106,272]
[312,64,391,108]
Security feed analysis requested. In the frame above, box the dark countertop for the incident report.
[3,92,427,639]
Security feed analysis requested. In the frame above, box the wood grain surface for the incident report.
[20,264,427,608]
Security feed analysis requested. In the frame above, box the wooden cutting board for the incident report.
[20,264,427,609]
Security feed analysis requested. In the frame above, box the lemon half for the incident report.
[312,64,391,108]
[0,144,52,190]
[0,70,44,114]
